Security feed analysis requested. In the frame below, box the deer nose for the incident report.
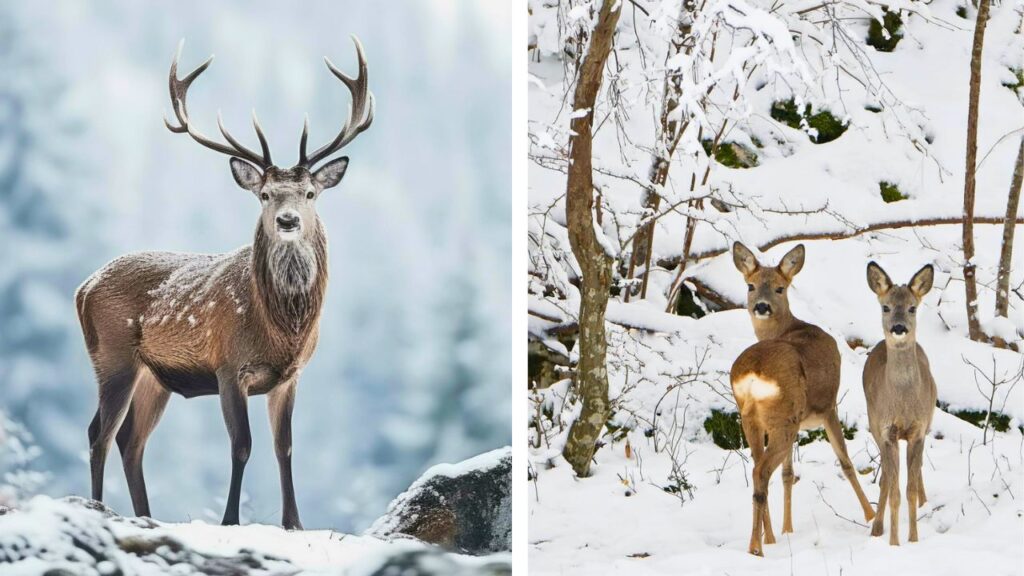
[753,302,772,316]
[891,324,908,336]
[276,212,300,231]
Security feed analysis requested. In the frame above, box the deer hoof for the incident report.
[870,523,884,537]
[764,531,776,545]
[748,545,764,557]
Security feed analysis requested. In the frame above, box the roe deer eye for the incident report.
[260,192,269,201]
[747,284,754,292]
[307,191,315,200]
[774,287,784,294]
[883,305,890,313]
[908,306,916,313]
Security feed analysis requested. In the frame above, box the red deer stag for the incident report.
[730,243,874,556]
[76,37,374,529]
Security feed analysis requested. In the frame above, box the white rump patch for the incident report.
[734,374,780,401]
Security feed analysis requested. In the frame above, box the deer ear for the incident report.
[866,261,892,296]
[313,157,349,190]
[230,158,263,193]
[909,264,934,299]
[732,242,759,276]
[778,244,805,281]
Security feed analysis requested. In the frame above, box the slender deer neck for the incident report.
[884,342,920,386]
[251,220,329,338]
[752,308,797,341]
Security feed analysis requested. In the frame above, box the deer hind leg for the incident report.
[823,410,874,521]
[116,369,170,518]
[870,462,889,537]
[218,369,251,526]
[90,361,139,503]
[748,425,797,557]
[782,449,795,534]
[916,466,927,505]
[741,416,775,549]
[906,436,925,542]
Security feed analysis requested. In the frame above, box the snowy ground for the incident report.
[529,230,1023,575]
[528,0,1024,574]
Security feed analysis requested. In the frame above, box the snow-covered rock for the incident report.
[369,447,512,555]
[0,495,511,575]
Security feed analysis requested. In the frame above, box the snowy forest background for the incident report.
[528,0,1023,574]
[0,0,511,532]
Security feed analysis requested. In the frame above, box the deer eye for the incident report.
[306,191,315,200]
[882,305,890,313]
[260,192,269,201]
[747,284,754,292]
[774,287,784,294]
[908,306,916,313]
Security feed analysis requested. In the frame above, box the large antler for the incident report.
[165,40,273,169]
[299,35,375,169]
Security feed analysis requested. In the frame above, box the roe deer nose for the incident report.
[753,302,771,315]
[891,324,908,335]
[276,213,300,231]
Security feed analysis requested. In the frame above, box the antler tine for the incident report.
[299,115,310,165]
[165,40,273,169]
[251,109,272,165]
[300,35,374,169]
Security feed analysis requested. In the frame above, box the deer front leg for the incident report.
[268,380,302,530]
[881,432,901,546]
[218,369,251,526]
[906,437,924,542]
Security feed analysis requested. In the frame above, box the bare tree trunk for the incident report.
[562,0,621,478]
[995,137,1023,318]
[962,0,990,342]
[625,5,694,302]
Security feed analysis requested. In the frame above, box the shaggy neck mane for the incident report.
[251,220,329,339]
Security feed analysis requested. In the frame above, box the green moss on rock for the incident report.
[701,140,759,169]
[770,99,848,144]
[704,409,745,450]
[1002,68,1024,94]
[798,422,857,446]
[867,9,904,52]
[938,401,1013,432]
[880,181,907,203]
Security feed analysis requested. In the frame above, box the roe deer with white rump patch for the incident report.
[76,37,374,529]
[729,242,874,556]
[863,262,936,545]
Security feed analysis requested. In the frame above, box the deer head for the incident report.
[866,262,934,349]
[164,36,374,250]
[732,242,805,322]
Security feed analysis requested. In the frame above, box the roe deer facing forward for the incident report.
[76,37,374,529]
[863,262,936,545]
[730,242,874,556]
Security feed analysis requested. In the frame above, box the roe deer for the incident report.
[75,37,374,529]
[863,262,936,545]
[730,242,874,556]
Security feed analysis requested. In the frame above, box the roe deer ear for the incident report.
[866,261,893,296]
[313,157,349,190]
[778,244,805,281]
[230,158,263,193]
[732,242,759,276]
[909,264,934,299]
